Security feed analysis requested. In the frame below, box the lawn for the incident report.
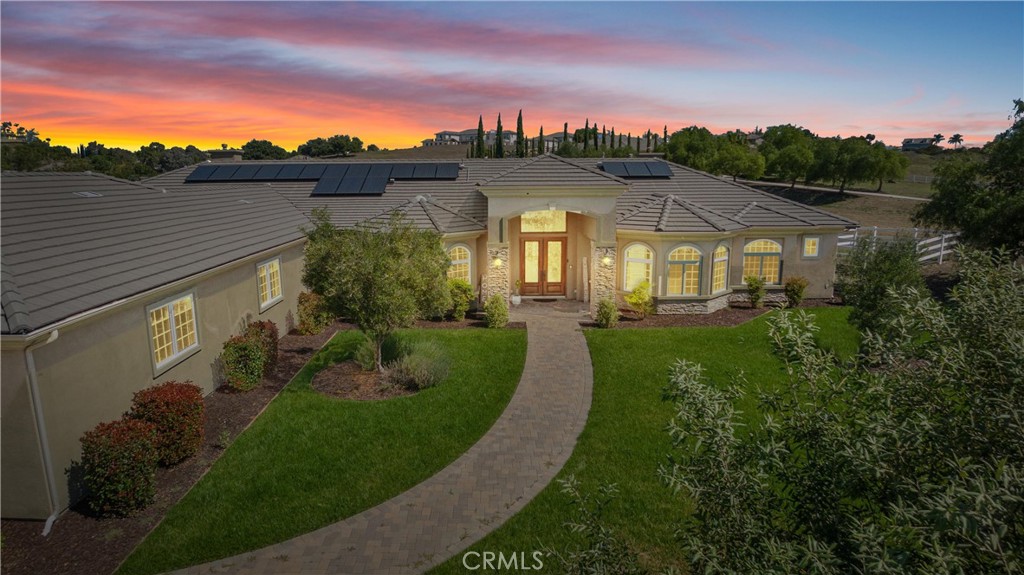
[431,307,859,574]
[118,328,526,575]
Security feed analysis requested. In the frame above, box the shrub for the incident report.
[595,298,620,328]
[744,275,766,308]
[245,320,279,375]
[447,278,474,321]
[836,237,924,333]
[783,276,809,308]
[221,335,265,391]
[297,291,332,335]
[129,381,205,466]
[382,340,450,390]
[625,281,655,319]
[484,293,509,328]
[80,418,158,516]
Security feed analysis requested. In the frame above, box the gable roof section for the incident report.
[364,195,486,234]
[479,154,626,188]
[1,172,309,334]
[617,194,748,233]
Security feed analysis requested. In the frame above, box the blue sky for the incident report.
[1,1,1020,150]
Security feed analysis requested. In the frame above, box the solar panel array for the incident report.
[184,162,461,196]
[600,161,673,178]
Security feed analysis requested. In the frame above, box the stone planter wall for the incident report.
[655,293,732,315]
[482,244,510,303]
[590,245,617,317]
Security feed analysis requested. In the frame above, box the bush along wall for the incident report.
[220,320,280,391]
[80,419,159,516]
[297,291,333,335]
[129,381,205,466]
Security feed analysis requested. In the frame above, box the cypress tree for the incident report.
[593,124,599,150]
[602,125,607,149]
[610,128,615,149]
[538,126,545,154]
[663,125,668,143]
[636,136,641,154]
[584,118,590,150]
[618,133,623,148]
[495,114,504,158]
[516,109,525,158]
[645,130,650,152]
[563,122,569,147]
[476,115,485,158]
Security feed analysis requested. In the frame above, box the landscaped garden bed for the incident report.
[581,299,840,329]
[115,327,526,575]
[0,321,347,575]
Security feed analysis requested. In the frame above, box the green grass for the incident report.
[430,307,859,574]
[118,328,526,575]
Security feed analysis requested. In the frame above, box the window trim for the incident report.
[256,257,284,312]
[802,236,821,259]
[743,239,783,285]
[711,244,730,294]
[622,242,654,291]
[447,243,473,285]
[666,244,703,296]
[145,290,201,376]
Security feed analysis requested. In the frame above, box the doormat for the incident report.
[531,298,557,303]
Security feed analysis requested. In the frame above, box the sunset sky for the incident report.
[2,1,1021,152]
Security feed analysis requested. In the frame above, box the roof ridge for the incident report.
[416,196,443,232]
[616,195,662,223]
[670,196,729,232]
[747,199,818,226]
[419,195,486,228]
[734,201,757,221]
[1,258,31,334]
[656,195,673,232]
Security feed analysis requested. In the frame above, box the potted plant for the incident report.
[511,280,522,306]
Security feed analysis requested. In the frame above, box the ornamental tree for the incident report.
[302,209,451,371]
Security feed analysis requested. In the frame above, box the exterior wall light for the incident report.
[492,257,503,268]
[601,256,613,266]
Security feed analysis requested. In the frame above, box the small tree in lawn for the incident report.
[302,209,450,371]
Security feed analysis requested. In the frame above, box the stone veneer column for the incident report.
[590,245,617,317]
[483,244,510,302]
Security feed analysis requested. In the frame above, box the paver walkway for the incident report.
[173,302,593,574]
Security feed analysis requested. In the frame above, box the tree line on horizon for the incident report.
[0,122,376,181]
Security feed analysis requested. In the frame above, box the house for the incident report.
[901,138,935,151]
[422,129,516,148]
[1,155,853,522]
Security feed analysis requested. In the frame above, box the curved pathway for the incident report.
[174,303,593,574]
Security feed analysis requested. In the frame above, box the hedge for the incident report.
[129,381,205,466]
[80,418,158,516]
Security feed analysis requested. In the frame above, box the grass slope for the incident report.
[119,328,526,575]
[431,307,858,574]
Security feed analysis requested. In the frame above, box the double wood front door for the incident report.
[520,237,565,296]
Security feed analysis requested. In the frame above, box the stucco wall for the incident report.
[1,242,304,519]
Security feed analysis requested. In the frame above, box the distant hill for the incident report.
[356,145,470,160]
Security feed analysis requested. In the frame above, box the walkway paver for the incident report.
[173,302,593,574]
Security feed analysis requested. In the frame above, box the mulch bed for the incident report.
[579,299,842,329]
[414,312,526,330]
[311,361,414,400]
[0,321,348,575]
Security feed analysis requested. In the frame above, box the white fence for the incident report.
[838,227,959,264]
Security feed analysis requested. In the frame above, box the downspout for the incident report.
[23,329,61,535]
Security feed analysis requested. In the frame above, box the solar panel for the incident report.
[601,162,626,177]
[412,163,437,178]
[624,162,651,177]
[322,164,350,179]
[646,161,673,177]
[368,164,393,179]
[210,165,240,180]
[344,164,371,180]
[312,178,343,195]
[360,177,389,194]
[230,165,261,180]
[435,163,460,179]
[254,165,284,179]
[275,164,304,179]
[389,164,415,179]
[299,164,328,179]
[185,164,218,182]
[337,175,366,194]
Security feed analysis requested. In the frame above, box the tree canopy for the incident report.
[296,134,364,157]
[301,209,451,371]
[241,139,290,160]
[915,99,1024,255]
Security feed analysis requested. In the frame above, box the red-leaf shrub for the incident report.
[129,381,205,466]
[297,291,332,335]
[221,335,265,391]
[245,320,279,375]
[80,418,158,516]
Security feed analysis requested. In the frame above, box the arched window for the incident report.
[623,243,653,291]
[447,245,471,283]
[743,240,782,284]
[711,245,729,292]
[666,246,702,296]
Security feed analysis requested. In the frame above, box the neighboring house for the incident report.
[901,138,935,151]
[422,129,516,148]
[1,155,853,521]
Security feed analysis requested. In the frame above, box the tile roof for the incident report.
[1,172,309,334]
[478,154,626,187]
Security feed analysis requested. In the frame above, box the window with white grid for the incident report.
[257,258,283,310]
[148,293,198,369]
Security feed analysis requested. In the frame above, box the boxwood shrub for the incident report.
[245,320,279,375]
[484,293,509,328]
[221,335,265,391]
[80,418,158,516]
[297,291,332,335]
[129,381,205,466]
